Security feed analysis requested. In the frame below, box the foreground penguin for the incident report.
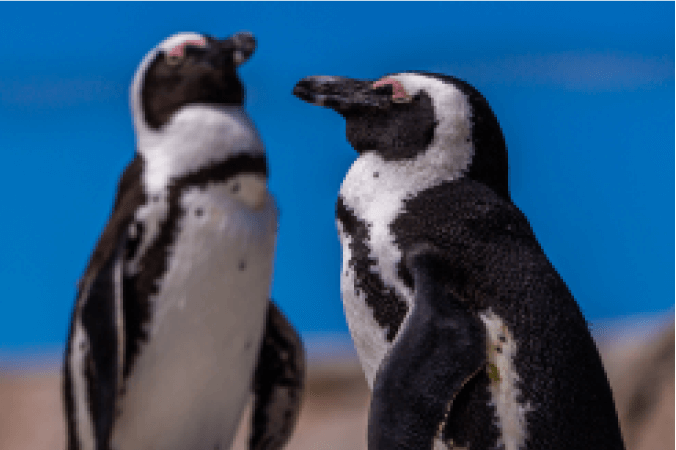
[63,32,304,450]
[294,72,625,450]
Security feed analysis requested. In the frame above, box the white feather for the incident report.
[339,73,475,389]
[69,321,96,450]
[139,105,265,193]
[480,309,532,450]
[109,32,275,449]
[111,182,277,450]
[129,32,205,136]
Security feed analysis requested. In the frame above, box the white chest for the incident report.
[339,229,398,388]
[338,151,460,388]
[112,176,277,450]
[338,155,416,387]
[338,154,460,450]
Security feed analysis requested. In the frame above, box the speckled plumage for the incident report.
[63,32,304,450]
[294,71,625,450]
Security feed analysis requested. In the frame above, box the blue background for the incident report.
[0,2,673,352]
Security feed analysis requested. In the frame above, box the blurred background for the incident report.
[0,2,672,450]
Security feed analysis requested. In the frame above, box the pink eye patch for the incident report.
[167,38,208,59]
[372,77,411,102]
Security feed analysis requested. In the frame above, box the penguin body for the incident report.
[64,32,304,450]
[294,72,624,450]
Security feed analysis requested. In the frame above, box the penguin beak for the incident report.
[208,32,256,67]
[228,32,256,66]
[293,76,392,115]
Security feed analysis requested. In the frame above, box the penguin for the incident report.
[63,32,305,450]
[293,72,625,450]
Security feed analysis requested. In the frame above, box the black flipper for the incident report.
[368,244,487,450]
[250,302,305,450]
[65,156,143,450]
[79,239,126,450]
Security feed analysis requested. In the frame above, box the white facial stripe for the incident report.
[69,321,96,450]
[389,73,474,179]
[480,309,531,450]
[157,32,206,53]
[166,37,207,59]
[130,33,204,135]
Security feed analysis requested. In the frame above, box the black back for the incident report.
[391,179,625,449]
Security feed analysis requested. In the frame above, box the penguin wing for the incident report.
[78,237,127,449]
[249,302,306,450]
[78,155,144,292]
[64,156,144,450]
[111,154,143,211]
[368,244,486,450]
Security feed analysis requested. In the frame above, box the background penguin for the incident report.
[63,32,304,450]
[294,72,625,450]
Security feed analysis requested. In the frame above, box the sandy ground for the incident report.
[0,361,372,450]
[0,320,672,450]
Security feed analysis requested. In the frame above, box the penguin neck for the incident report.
[136,104,266,194]
[342,140,468,224]
[348,126,475,201]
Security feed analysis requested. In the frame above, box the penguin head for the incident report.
[294,72,510,199]
[131,31,256,132]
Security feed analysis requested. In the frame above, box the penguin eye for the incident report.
[165,38,208,66]
[371,77,412,103]
[372,84,393,96]
[165,52,183,66]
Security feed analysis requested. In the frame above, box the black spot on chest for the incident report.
[122,154,268,380]
[336,196,408,342]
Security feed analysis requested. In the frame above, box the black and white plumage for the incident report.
[294,72,625,450]
[63,32,304,450]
